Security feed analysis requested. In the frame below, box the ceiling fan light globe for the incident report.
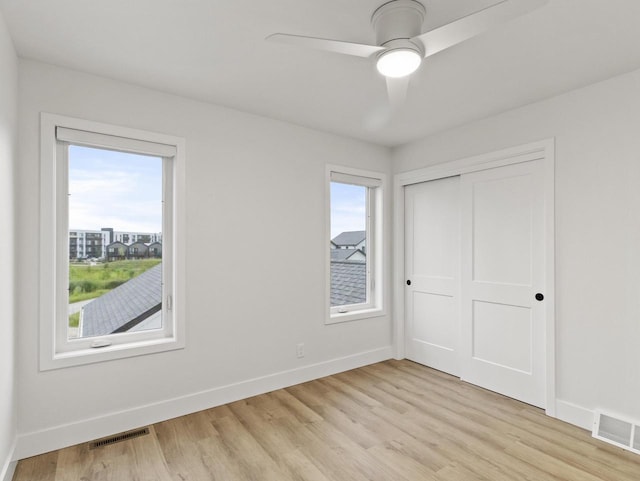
[376,49,421,78]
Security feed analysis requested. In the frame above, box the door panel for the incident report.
[412,292,457,350]
[472,173,533,285]
[471,300,532,374]
[461,160,545,408]
[405,176,460,376]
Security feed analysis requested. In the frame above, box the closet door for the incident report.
[405,176,460,376]
[460,160,545,408]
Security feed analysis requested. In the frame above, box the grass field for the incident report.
[69,311,80,328]
[69,258,161,304]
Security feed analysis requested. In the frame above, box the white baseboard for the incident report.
[14,346,393,460]
[1,461,16,481]
[1,440,17,481]
[555,399,594,431]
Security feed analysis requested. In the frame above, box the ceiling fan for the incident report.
[267,0,547,113]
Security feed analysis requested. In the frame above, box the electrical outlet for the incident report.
[296,343,305,358]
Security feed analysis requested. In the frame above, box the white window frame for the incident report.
[326,165,385,324]
[39,113,186,370]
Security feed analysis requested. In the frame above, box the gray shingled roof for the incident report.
[331,230,365,247]
[331,260,366,306]
[331,248,363,261]
[80,264,162,337]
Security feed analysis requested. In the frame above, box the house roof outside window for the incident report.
[331,230,365,247]
[331,248,365,262]
[80,264,162,337]
[330,260,366,306]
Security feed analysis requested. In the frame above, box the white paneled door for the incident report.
[460,160,545,408]
[405,159,546,408]
[405,176,461,376]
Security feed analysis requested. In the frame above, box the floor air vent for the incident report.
[593,411,640,455]
[89,427,150,449]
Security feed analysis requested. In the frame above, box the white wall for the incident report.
[15,60,393,457]
[0,9,17,481]
[394,66,640,427]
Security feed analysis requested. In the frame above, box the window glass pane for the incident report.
[330,181,368,307]
[67,145,163,339]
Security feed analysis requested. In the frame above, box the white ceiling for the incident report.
[2,0,640,147]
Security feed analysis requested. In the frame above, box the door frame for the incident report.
[393,138,556,416]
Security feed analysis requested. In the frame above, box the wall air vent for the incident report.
[593,411,640,455]
[89,427,150,449]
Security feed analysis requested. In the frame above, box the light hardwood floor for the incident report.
[13,360,640,480]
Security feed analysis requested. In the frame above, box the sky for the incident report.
[330,182,366,240]
[68,145,163,233]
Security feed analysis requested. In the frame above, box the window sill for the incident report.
[326,307,385,325]
[41,336,184,371]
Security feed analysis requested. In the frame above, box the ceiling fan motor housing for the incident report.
[371,0,426,56]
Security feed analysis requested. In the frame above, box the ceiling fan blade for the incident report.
[266,33,384,58]
[413,0,548,58]
[386,76,410,115]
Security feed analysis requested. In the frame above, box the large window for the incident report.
[40,113,185,370]
[327,166,384,323]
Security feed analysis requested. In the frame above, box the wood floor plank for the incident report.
[13,360,640,481]
[312,378,409,445]
[301,420,413,481]
[127,426,173,481]
[227,397,302,465]
[12,451,58,481]
[268,389,324,424]
[366,442,440,480]
[154,416,221,481]
[332,370,411,415]
[370,399,550,481]
[210,410,289,481]
[279,448,332,481]
[53,443,106,481]
[267,409,382,481]
[435,463,492,481]
[286,382,384,450]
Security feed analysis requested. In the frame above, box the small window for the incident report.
[326,166,384,323]
[40,113,185,370]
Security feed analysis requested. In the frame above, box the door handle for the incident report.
[406,280,412,286]
[535,293,544,301]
